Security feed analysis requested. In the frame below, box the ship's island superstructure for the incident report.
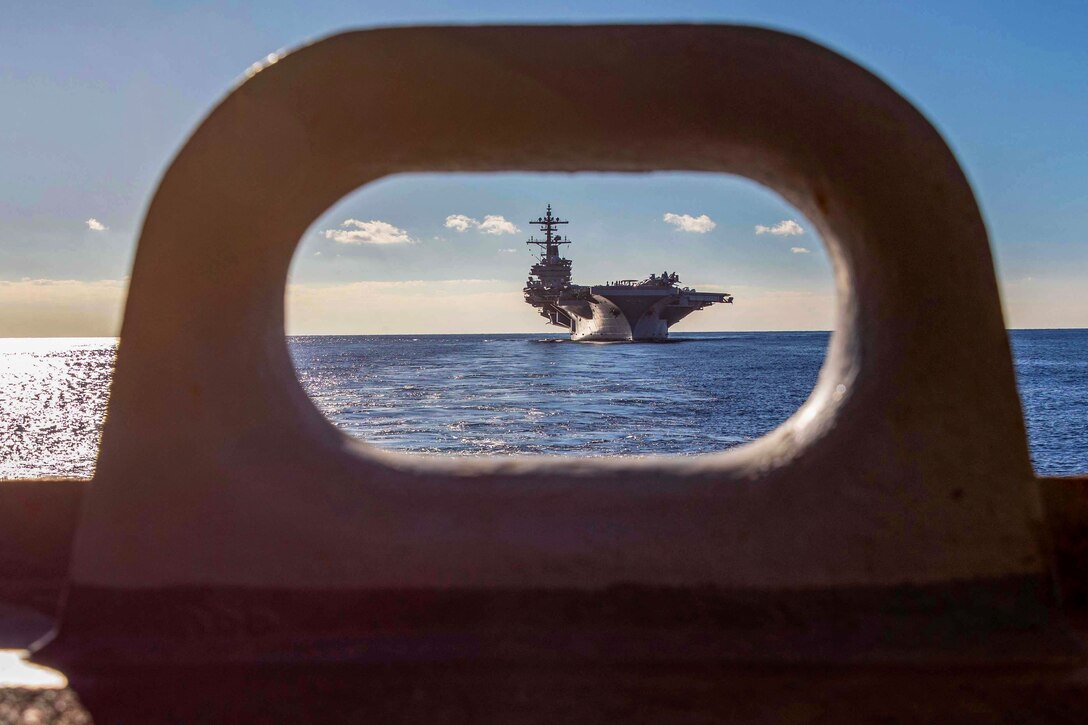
[523,205,733,341]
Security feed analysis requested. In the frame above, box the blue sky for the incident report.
[2,1,1085,334]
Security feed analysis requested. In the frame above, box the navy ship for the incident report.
[523,205,733,341]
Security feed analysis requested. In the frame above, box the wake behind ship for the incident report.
[523,205,733,341]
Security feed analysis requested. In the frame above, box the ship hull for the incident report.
[556,288,726,342]
[568,294,665,341]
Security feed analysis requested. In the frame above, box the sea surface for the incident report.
[1,330,1085,478]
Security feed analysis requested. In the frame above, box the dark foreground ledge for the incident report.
[0,480,83,620]
[3,476,1088,622]
[7,662,1088,724]
[4,477,1088,723]
[1039,476,1088,607]
[3,478,1088,637]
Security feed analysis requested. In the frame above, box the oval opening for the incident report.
[285,172,834,457]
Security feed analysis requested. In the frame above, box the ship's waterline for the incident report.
[523,205,732,341]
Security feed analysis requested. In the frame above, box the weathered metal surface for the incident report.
[7,477,1086,626]
[19,24,1080,694]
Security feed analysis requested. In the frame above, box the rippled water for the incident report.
[1009,329,1088,476]
[0,339,115,479]
[1,330,1085,477]
[291,333,824,456]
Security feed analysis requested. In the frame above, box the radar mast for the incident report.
[526,204,570,260]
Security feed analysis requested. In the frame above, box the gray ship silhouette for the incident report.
[523,205,733,341]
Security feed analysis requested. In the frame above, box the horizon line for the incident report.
[2,327,1087,341]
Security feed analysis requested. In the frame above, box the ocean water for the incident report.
[290,332,823,457]
[0,338,114,480]
[1,330,1084,478]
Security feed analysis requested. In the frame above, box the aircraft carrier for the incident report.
[523,205,733,341]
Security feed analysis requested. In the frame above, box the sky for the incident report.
[2,1,1086,336]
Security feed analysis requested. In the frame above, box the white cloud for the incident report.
[85,218,107,231]
[791,247,811,254]
[663,212,716,233]
[445,214,520,235]
[444,214,477,232]
[498,248,517,254]
[756,219,804,236]
[323,219,415,245]
[478,215,520,235]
